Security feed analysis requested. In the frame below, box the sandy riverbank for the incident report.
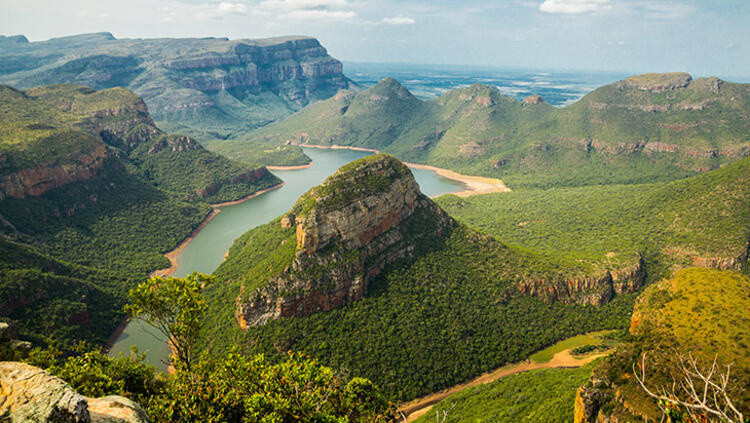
[400,349,608,421]
[151,183,284,277]
[300,144,510,196]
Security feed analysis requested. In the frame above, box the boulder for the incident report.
[0,361,89,422]
[87,396,150,423]
[0,362,150,423]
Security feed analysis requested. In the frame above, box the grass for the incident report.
[414,361,599,423]
[583,268,750,420]
[529,330,615,363]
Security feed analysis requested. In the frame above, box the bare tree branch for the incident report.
[633,351,744,423]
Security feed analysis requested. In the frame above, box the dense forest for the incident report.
[0,84,278,346]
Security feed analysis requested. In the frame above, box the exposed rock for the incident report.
[280,214,295,228]
[147,135,201,154]
[0,143,110,199]
[87,396,150,423]
[235,154,455,327]
[0,362,150,423]
[623,72,692,92]
[522,94,545,104]
[0,361,89,422]
[518,255,645,305]
[0,35,356,128]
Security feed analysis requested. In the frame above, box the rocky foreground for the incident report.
[0,361,148,423]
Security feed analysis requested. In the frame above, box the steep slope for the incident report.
[0,84,279,346]
[574,268,750,422]
[202,154,641,401]
[437,156,750,286]
[239,73,750,187]
[0,33,356,140]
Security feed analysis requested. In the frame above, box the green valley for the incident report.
[0,83,279,347]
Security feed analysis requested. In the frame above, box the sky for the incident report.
[2,0,749,79]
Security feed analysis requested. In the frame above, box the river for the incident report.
[108,147,467,370]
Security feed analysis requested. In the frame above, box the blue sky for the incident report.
[2,0,749,79]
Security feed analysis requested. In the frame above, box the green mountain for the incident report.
[575,268,750,422]
[0,83,279,346]
[437,155,750,291]
[0,33,356,141]
[230,73,750,188]
[202,154,639,401]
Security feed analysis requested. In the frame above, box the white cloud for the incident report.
[195,2,248,20]
[280,9,355,19]
[259,0,349,11]
[539,0,611,14]
[77,10,111,18]
[381,16,415,25]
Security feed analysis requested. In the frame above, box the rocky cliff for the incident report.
[233,154,455,327]
[518,255,645,306]
[0,34,356,138]
[0,361,149,422]
[573,268,750,422]
[0,83,279,203]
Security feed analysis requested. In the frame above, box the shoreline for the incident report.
[151,182,284,277]
[267,163,313,170]
[102,315,130,353]
[299,144,510,196]
[399,349,608,421]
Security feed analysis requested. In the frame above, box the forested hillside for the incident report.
[202,155,640,401]
[0,83,279,346]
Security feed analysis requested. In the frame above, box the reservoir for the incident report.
[109,147,466,370]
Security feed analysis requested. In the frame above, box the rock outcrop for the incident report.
[517,255,645,305]
[0,362,149,423]
[0,142,111,199]
[522,94,545,104]
[0,34,357,134]
[623,72,692,92]
[235,154,455,327]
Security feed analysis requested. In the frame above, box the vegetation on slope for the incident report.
[437,156,750,276]
[235,74,750,187]
[0,83,279,347]
[579,268,750,421]
[205,219,636,401]
[414,361,598,423]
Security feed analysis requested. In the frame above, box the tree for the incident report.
[125,272,212,371]
[634,351,744,423]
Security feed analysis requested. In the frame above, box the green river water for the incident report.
[109,148,466,370]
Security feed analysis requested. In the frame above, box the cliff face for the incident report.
[234,154,455,328]
[518,256,645,306]
[0,84,278,203]
[0,142,110,200]
[0,34,356,137]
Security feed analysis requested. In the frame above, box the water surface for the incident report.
[109,148,466,369]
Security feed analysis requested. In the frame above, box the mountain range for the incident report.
[0,33,356,140]
[230,73,750,188]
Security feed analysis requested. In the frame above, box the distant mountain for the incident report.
[0,33,356,140]
[0,83,279,345]
[232,72,750,188]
